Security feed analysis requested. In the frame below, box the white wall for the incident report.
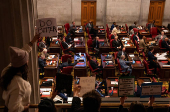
[163,0,170,26]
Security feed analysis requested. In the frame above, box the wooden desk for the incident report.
[128,54,145,79]
[49,41,61,55]
[74,37,86,53]
[44,54,59,77]
[138,29,150,38]
[120,37,136,53]
[117,31,128,38]
[74,53,87,78]
[145,40,160,53]
[158,61,170,80]
[106,77,119,97]
[101,54,115,79]
[157,26,170,37]
[99,39,110,55]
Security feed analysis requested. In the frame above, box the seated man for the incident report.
[39,39,47,51]
[59,58,79,71]
[155,31,167,44]
[65,33,73,44]
[148,48,156,61]
[149,57,160,75]
[162,37,170,52]
[38,54,46,73]
[112,36,123,51]
[117,47,128,61]
[90,56,103,72]
[119,55,132,75]
[69,25,76,38]
[111,32,117,40]
[86,21,97,37]
[41,48,49,58]
[139,36,148,53]
[133,32,140,44]
[92,36,100,55]
[61,37,75,52]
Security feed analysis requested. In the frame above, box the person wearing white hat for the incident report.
[0,34,40,112]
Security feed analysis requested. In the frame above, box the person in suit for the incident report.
[155,31,168,44]
[39,39,47,50]
[110,22,116,31]
[111,32,117,40]
[65,33,73,44]
[90,56,103,72]
[38,54,46,73]
[139,36,148,53]
[112,36,123,51]
[131,22,137,28]
[162,37,170,52]
[70,21,76,30]
[61,37,75,52]
[119,55,132,75]
[92,36,100,56]
[133,32,140,44]
[117,47,128,61]
[58,58,79,71]
[148,20,155,32]
[72,85,101,112]
[69,25,76,38]
[45,37,52,47]
[148,48,156,61]
[149,57,160,75]
[86,21,97,37]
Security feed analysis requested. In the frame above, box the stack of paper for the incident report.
[124,44,130,46]
[163,30,169,33]
[129,54,135,57]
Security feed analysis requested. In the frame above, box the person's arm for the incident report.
[147,96,155,112]
[117,97,127,112]
[155,35,159,41]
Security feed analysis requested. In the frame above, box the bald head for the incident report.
[96,36,99,41]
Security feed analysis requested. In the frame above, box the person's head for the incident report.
[38,98,56,112]
[67,58,72,64]
[43,49,47,54]
[161,31,165,36]
[89,21,92,24]
[137,79,144,86]
[142,36,146,39]
[134,22,137,25]
[122,47,126,52]
[129,101,146,112]
[91,56,97,62]
[67,33,71,37]
[149,47,154,52]
[115,36,118,40]
[96,36,99,41]
[61,37,65,42]
[114,22,116,25]
[165,37,169,41]
[72,21,75,25]
[41,39,45,43]
[83,90,101,112]
[134,32,138,35]
[120,55,125,60]
[113,32,117,36]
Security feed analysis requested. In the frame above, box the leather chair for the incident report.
[110,39,115,52]
[64,23,70,34]
[60,41,72,54]
[135,40,143,54]
[108,34,113,41]
[133,28,139,33]
[61,54,72,63]
[125,24,128,33]
[85,52,91,61]
[143,59,154,75]
[114,52,118,64]
[131,34,134,43]
[88,61,102,75]
[159,39,167,52]
[87,39,96,54]
[150,27,158,39]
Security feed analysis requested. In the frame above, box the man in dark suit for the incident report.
[61,37,75,52]
[90,56,103,72]
[148,48,156,61]
[39,39,47,50]
[65,33,73,44]
[38,54,46,73]
[71,86,101,112]
[93,36,99,51]
[112,36,123,51]
[162,37,170,52]
[117,47,128,61]
[133,32,140,44]
[69,25,76,38]
[149,57,160,75]
[58,58,79,71]
[148,20,155,32]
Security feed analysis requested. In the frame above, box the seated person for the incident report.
[86,21,97,37]
[38,54,46,73]
[135,79,144,97]
[61,37,75,52]
[110,22,116,31]
[133,32,140,44]
[92,36,100,52]
[111,32,117,40]
[119,55,132,75]
[41,48,49,58]
[69,25,76,38]
[59,58,79,71]
[139,36,148,53]
[148,48,156,61]
[149,57,160,75]
[112,25,119,34]
[162,37,170,52]
[155,31,167,44]
[148,20,155,32]
[112,36,123,51]
[39,39,47,51]
[90,56,103,72]
[117,47,128,61]
[65,33,73,44]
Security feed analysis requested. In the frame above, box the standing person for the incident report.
[70,21,76,30]
[0,34,40,112]
[148,20,155,32]
[86,21,97,37]
[110,22,116,31]
[45,37,52,47]
[38,54,46,73]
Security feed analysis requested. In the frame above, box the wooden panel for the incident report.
[148,1,165,26]
[81,1,96,25]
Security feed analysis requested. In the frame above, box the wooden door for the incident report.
[148,1,165,26]
[81,1,96,26]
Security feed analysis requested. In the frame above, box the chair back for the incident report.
[117,58,123,72]
[86,28,90,35]
[88,34,92,39]
[61,54,72,63]
[143,59,149,71]
[62,66,73,74]
[125,24,128,32]
[142,52,146,60]
[88,61,94,71]
[85,52,91,61]
[110,39,114,48]
[64,23,70,34]
[159,39,163,48]
[133,28,138,33]
[131,34,134,43]
[109,34,113,41]
[150,27,157,35]
[114,52,118,59]
[135,40,139,51]
[87,39,93,47]
[146,23,149,27]
[106,27,110,38]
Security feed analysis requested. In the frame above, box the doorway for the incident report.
[81,1,96,26]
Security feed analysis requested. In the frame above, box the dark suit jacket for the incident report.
[59,61,78,70]
[65,36,73,44]
[46,37,52,46]
[71,97,83,112]
[92,40,99,49]
[38,57,46,73]
[39,42,46,50]
[162,40,169,49]
[112,40,122,50]
[117,51,128,60]
[90,60,98,70]
[149,60,159,69]
[133,35,139,42]
[110,24,115,31]
[148,51,155,61]
[61,41,69,49]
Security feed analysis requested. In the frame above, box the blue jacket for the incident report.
[119,59,130,72]
[110,24,115,31]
